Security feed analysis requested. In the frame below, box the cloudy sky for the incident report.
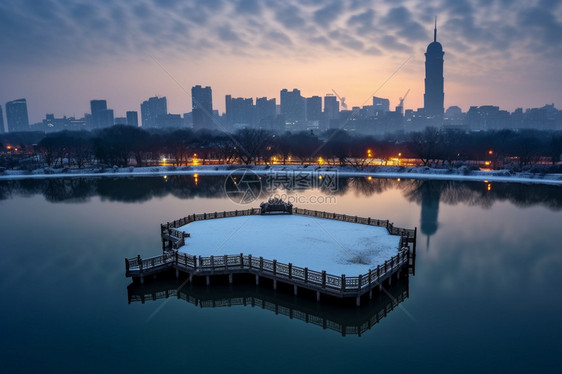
[1,0,561,123]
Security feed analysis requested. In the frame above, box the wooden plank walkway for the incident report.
[126,208,416,307]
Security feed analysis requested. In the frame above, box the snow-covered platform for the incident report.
[177,215,400,276]
[125,205,416,306]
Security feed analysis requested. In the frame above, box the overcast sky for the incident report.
[1,0,561,123]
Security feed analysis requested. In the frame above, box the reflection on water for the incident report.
[1,176,560,210]
[0,175,561,373]
[127,272,411,337]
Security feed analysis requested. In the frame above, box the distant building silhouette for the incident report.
[126,111,139,127]
[5,99,30,132]
[323,94,339,120]
[306,96,322,122]
[90,100,114,129]
[466,105,510,130]
[114,117,127,125]
[156,113,183,128]
[141,96,167,128]
[192,85,213,131]
[372,96,390,113]
[424,19,444,118]
[0,105,4,133]
[225,95,255,127]
[280,89,306,123]
[256,97,276,128]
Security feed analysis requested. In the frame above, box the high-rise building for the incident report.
[192,85,213,131]
[0,105,4,134]
[424,19,445,117]
[372,96,390,113]
[256,97,276,122]
[5,99,30,132]
[323,95,339,120]
[225,95,255,126]
[140,96,167,128]
[280,89,306,123]
[126,111,139,127]
[306,96,322,121]
[90,100,114,129]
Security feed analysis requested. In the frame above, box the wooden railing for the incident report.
[160,207,416,250]
[126,246,410,294]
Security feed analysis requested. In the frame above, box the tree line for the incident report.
[1,126,561,171]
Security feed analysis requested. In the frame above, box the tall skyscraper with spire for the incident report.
[424,18,444,118]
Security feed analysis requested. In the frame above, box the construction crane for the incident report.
[331,89,348,110]
[396,88,410,115]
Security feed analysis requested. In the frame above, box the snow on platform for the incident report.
[177,215,400,276]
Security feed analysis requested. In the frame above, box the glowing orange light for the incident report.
[485,161,491,166]
[488,150,493,155]
[487,183,492,191]
[398,153,402,157]
[6,145,12,150]
[397,178,401,181]
[367,176,373,180]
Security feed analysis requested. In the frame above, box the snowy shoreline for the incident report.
[0,164,561,185]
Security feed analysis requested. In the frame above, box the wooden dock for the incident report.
[125,207,416,307]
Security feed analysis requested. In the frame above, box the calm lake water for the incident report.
[0,176,561,373]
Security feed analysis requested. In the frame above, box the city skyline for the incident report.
[1,0,561,123]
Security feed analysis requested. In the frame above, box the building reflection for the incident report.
[127,271,412,337]
[1,176,560,210]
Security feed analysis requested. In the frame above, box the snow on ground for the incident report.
[0,164,561,185]
[177,215,401,276]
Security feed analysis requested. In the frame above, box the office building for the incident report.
[126,111,139,127]
[5,98,30,132]
[90,100,114,129]
[306,96,322,122]
[0,105,4,133]
[140,96,167,128]
[192,85,213,131]
[424,19,445,117]
[280,89,306,123]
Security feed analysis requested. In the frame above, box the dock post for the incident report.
[206,275,210,286]
[255,274,259,285]
[316,291,320,302]
[273,279,277,290]
[294,285,298,296]
[229,273,233,284]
